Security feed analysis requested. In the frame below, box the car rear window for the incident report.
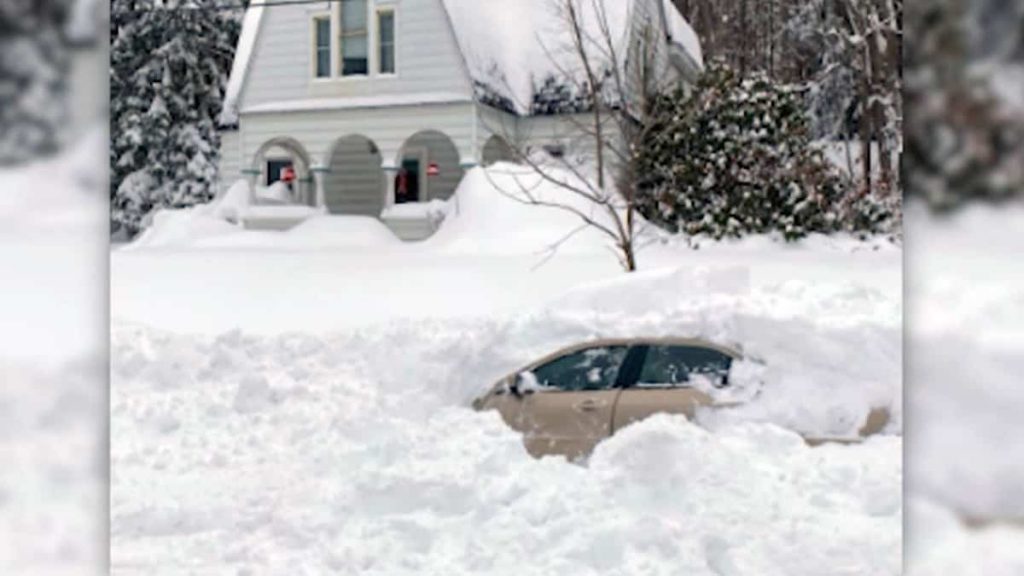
[636,345,733,388]
[528,346,629,391]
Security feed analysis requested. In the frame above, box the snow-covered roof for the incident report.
[220,6,265,126]
[659,0,703,68]
[440,0,704,114]
[221,0,703,124]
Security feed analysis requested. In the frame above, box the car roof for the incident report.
[521,337,744,372]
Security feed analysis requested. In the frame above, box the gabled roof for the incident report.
[220,5,265,126]
[220,0,703,124]
[440,0,703,114]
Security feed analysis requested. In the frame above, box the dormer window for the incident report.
[340,0,369,76]
[377,9,396,75]
[313,16,331,78]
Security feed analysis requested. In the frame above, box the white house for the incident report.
[218,0,704,239]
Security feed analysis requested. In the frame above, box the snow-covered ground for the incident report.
[904,202,1024,520]
[6,132,1023,574]
[0,131,107,575]
[111,165,904,574]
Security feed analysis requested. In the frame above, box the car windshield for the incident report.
[527,345,629,391]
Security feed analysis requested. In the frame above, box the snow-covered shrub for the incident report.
[636,61,899,240]
[0,0,70,165]
[110,0,240,237]
[904,0,1024,211]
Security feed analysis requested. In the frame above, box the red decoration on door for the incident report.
[427,162,440,177]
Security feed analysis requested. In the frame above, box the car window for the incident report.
[527,346,629,392]
[637,345,733,388]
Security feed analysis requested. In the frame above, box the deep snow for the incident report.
[112,307,902,574]
[112,163,904,573]
[0,131,107,575]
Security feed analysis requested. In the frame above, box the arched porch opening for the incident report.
[482,135,515,166]
[324,134,384,216]
[251,137,313,205]
[394,130,463,205]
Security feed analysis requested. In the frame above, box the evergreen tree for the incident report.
[0,0,72,165]
[635,61,899,240]
[110,0,239,236]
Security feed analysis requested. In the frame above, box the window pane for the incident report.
[379,12,394,44]
[315,19,330,77]
[529,346,628,391]
[316,18,330,48]
[376,45,391,73]
[637,345,733,388]
[341,0,367,31]
[317,49,330,78]
[342,34,368,75]
[379,12,395,73]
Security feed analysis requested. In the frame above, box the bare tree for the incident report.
[485,0,682,272]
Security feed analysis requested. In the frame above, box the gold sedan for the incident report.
[473,338,890,460]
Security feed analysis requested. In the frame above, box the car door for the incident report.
[492,344,632,460]
[612,344,737,432]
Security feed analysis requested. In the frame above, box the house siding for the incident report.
[325,136,384,216]
[239,101,475,167]
[230,101,474,218]
[217,129,242,194]
[239,0,473,112]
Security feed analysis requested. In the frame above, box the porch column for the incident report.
[311,165,329,211]
[382,163,399,210]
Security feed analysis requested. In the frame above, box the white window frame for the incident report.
[375,6,398,77]
[310,14,333,80]
[337,0,370,78]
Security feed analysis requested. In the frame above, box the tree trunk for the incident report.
[860,93,873,195]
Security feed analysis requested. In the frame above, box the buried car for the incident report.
[472,337,891,460]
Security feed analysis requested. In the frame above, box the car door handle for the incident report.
[575,399,599,412]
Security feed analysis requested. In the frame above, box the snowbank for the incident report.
[111,260,902,572]
[0,361,106,575]
[1,133,107,575]
[907,497,1024,576]
[474,266,902,438]
[112,310,901,574]
[0,127,105,234]
[125,179,403,251]
[905,202,1024,521]
[425,163,625,255]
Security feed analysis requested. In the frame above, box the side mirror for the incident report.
[508,373,535,399]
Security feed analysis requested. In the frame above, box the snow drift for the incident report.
[425,162,630,255]
[112,263,901,573]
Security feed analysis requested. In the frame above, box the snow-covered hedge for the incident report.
[0,1,71,166]
[636,61,901,241]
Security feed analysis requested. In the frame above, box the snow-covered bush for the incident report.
[904,0,1024,210]
[636,61,900,240]
[0,0,70,165]
[110,0,240,237]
